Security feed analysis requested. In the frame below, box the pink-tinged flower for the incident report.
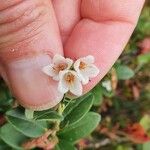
[74,55,100,85]
[42,54,73,81]
[58,70,82,96]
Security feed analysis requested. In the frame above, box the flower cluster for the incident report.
[42,55,100,96]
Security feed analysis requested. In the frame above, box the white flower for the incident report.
[58,70,82,96]
[74,55,100,85]
[42,54,73,81]
[102,80,112,92]
[42,54,99,96]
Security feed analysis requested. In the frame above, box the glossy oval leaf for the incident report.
[34,109,63,121]
[6,108,47,138]
[116,65,135,80]
[62,94,93,126]
[91,83,103,106]
[0,139,12,150]
[0,123,27,150]
[55,140,76,150]
[63,93,92,117]
[58,112,101,142]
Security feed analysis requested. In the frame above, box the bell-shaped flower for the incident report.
[58,70,82,96]
[42,54,73,81]
[74,55,100,85]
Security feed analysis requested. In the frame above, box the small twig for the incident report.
[87,137,129,149]
[23,102,66,150]
[25,109,34,119]
[0,114,6,126]
[22,130,58,150]
[94,138,111,148]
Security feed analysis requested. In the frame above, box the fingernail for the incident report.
[5,54,63,111]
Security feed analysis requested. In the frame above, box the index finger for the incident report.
[64,0,145,93]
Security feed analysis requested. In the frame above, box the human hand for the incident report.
[0,0,145,110]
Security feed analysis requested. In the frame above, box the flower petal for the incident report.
[80,75,89,85]
[58,80,69,94]
[82,65,100,78]
[59,70,69,79]
[70,78,83,96]
[66,58,73,69]
[42,65,56,77]
[52,75,60,81]
[58,72,69,94]
[53,54,65,64]
[74,59,80,72]
[82,55,95,64]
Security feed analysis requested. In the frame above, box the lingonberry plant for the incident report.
[0,81,101,150]
[0,2,149,150]
[0,55,101,150]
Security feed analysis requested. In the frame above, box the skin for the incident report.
[0,0,145,111]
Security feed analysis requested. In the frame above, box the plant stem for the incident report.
[25,109,34,119]
[54,100,65,133]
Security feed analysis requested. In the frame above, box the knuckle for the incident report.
[0,0,49,48]
[0,0,23,11]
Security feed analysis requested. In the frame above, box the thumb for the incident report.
[0,0,63,111]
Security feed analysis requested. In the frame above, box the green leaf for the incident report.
[55,140,76,150]
[58,112,101,142]
[115,65,135,80]
[34,109,63,121]
[62,94,93,126]
[91,83,103,106]
[138,53,150,65]
[6,108,47,138]
[0,123,27,150]
[116,145,132,150]
[63,93,92,117]
[143,142,150,150]
[0,139,12,150]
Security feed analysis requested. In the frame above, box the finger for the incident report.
[0,0,63,111]
[52,0,81,43]
[64,0,145,93]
